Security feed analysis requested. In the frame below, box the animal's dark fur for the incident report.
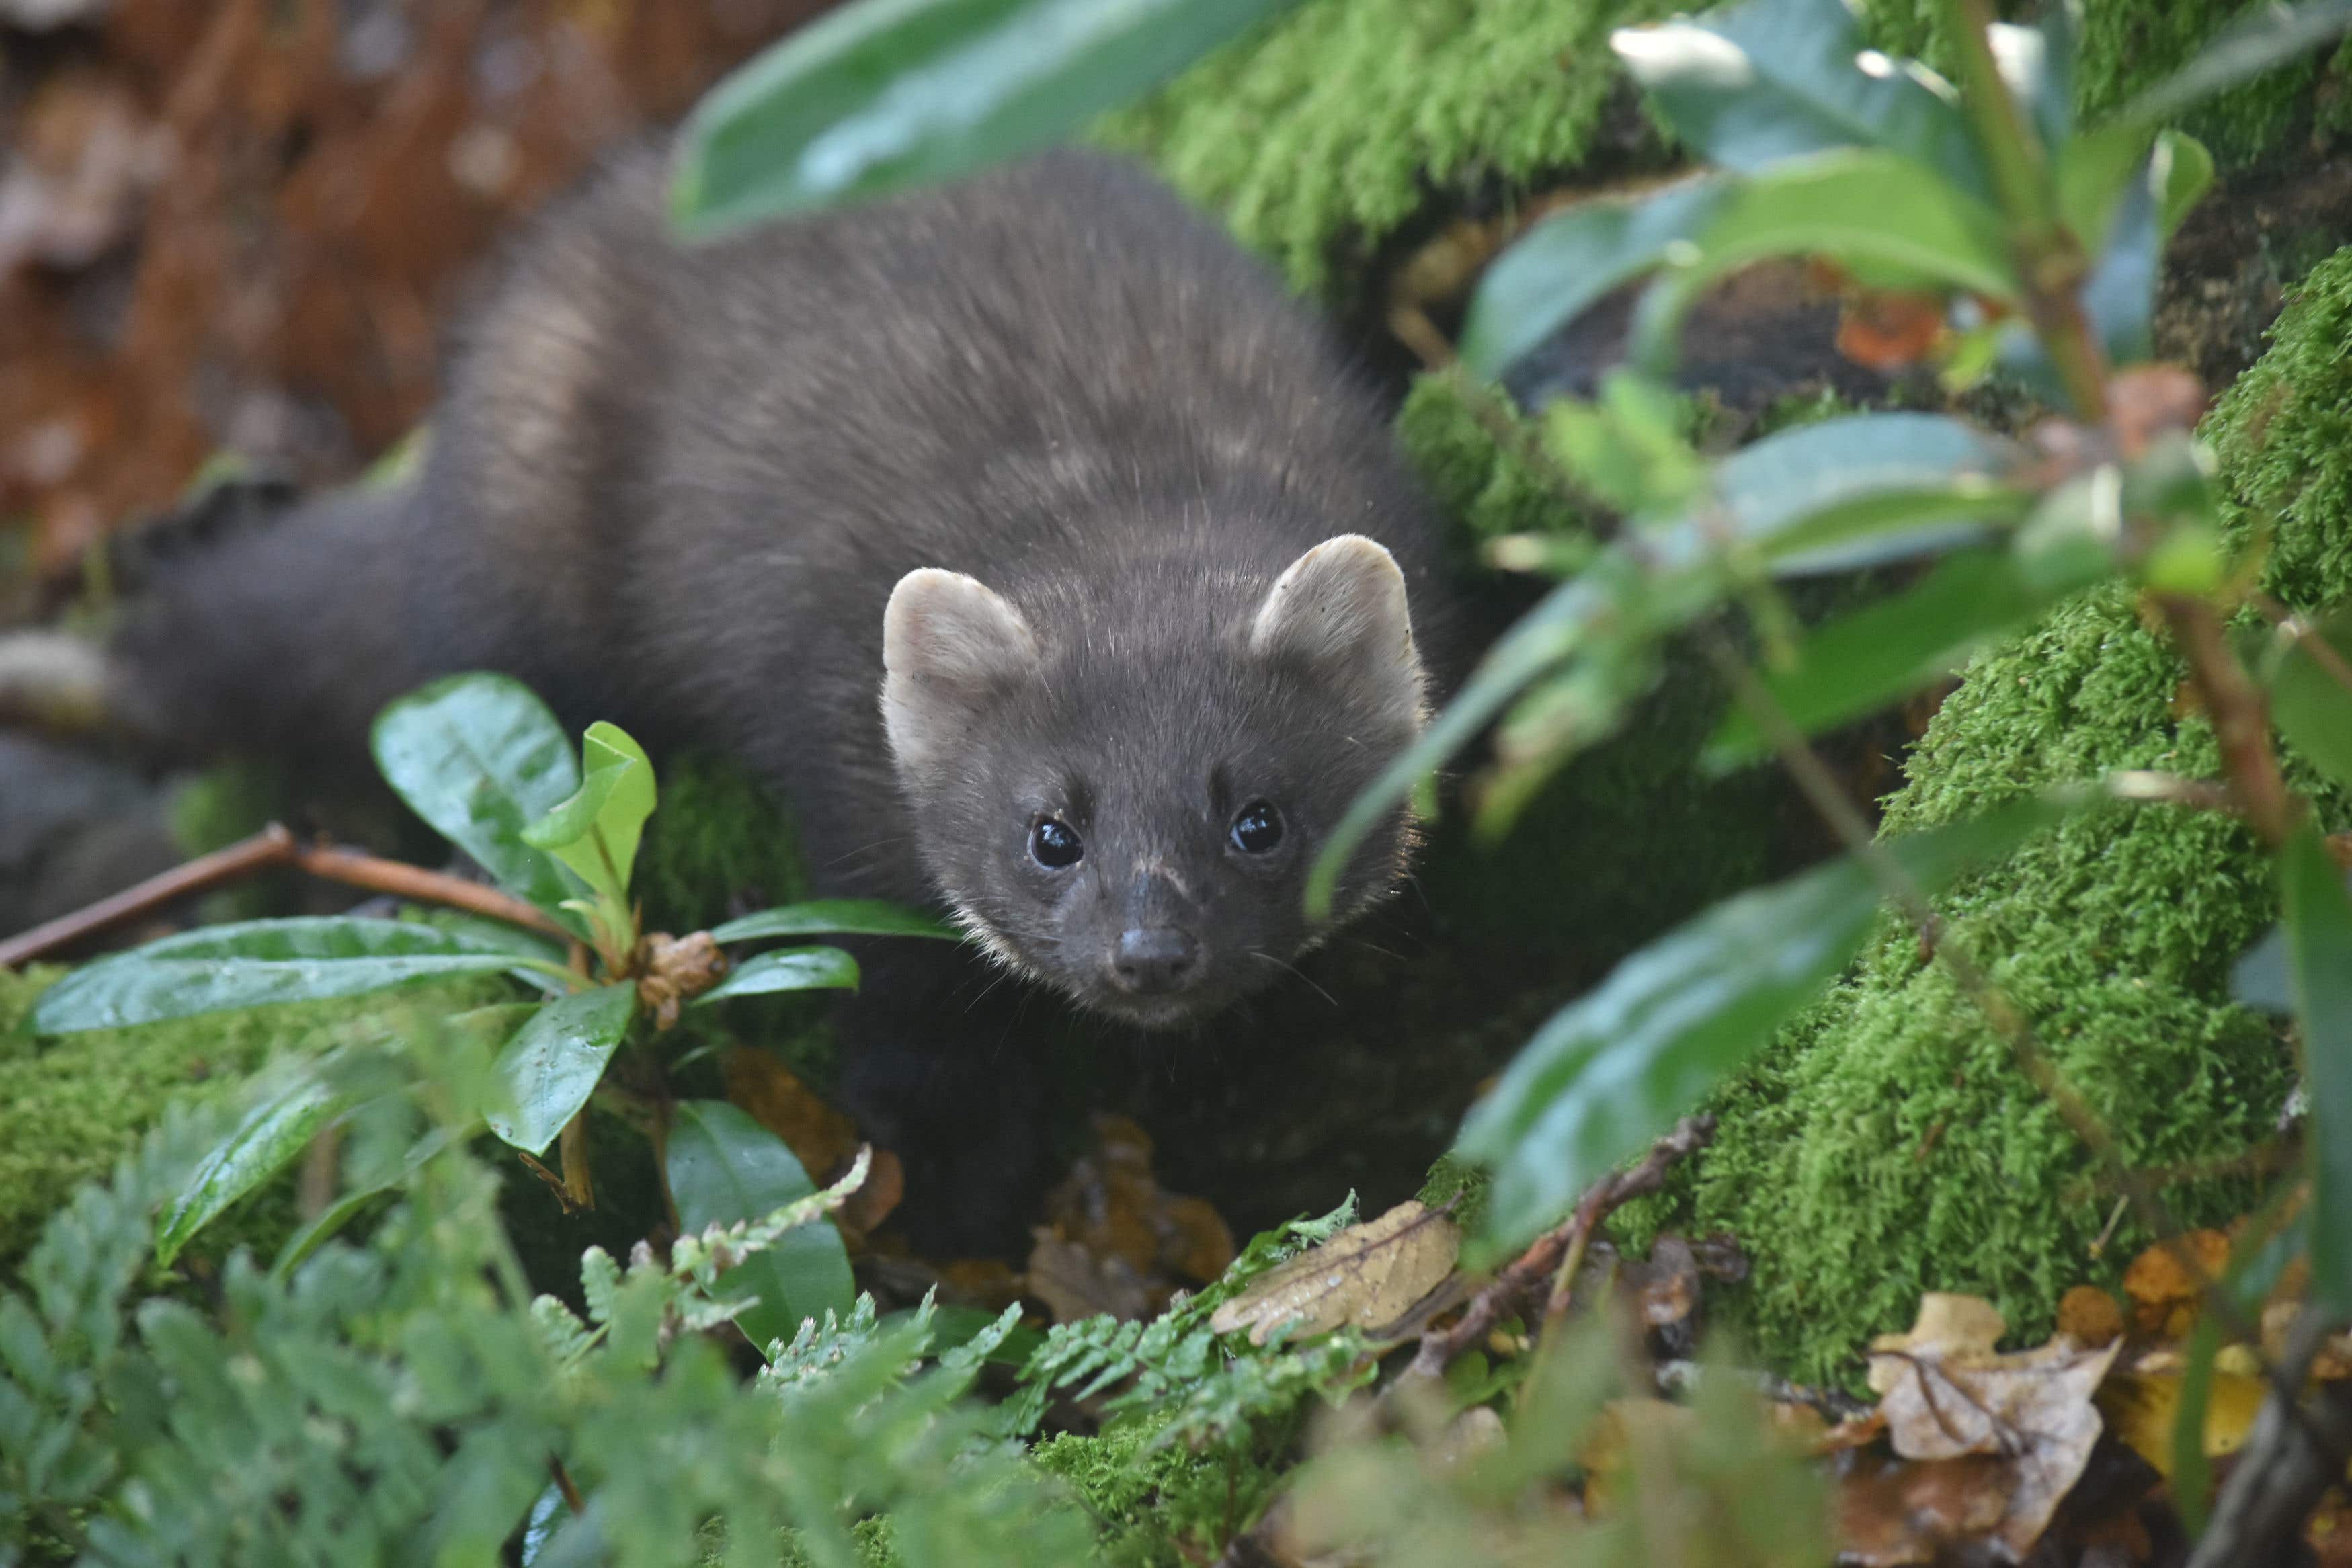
[108,144,1455,1245]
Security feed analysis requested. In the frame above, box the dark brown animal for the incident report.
[110,144,1455,1244]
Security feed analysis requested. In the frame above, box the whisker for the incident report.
[1246,948,1338,1009]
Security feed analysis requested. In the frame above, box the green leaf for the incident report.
[2153,130,2215,237]
[1712,411,2021,573]
[2171,1313,2223,1535]
[1311,413,2016,916]
[1629,150,2017,370]
[29,917,528,1034]
[708,899,959,943]
[483,984,638,1157]
[1707,542,2103,767]
[693,947,861,1007]
[2104,0,2352,136]
[667,1100,856,1351]
[672,0,1297,234]
[370,674,583,920]
[1541,372,1708,516]
[1307,573,1607,920]
[1994,11,2074,153]
[2280,824,2352,1313]
[1457,178,1728,381]
[1611,0,1992,203]
[270,1127,459,1278]
[2079,162,2160,364]
[2261,612,2352,793]
[1458,794,2076,1252]
[155,1067,351,1266]
[522,722,656,910]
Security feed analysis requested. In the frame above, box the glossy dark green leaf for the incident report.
[693,947,861,1007]
[155,1067,351,1266]
[522,722,657,909]
[708,899,958,943]
[370,674,582,919]
[2103,0,2352,135]
[29,917,529,1034]
[667,1100,855,1351]
[483,983,637,1157]
[1612,0,1992,203]
[672,0,1297,234]
[1457,178,1728,382]
[2280,824,2352,1312]
[1707,542,2106,766]
[1458,794,2075,1251]
[1629,151,2017,370]
[2262,612,2352,792]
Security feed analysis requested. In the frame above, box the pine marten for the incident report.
[105,143,1456,1245]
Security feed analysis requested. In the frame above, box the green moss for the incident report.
[0,966,507,1272]
[1121,0,2339,315]
[635,751,809,937]
[1633,249,2352,1387]
[1108,0,1680,301]
[1032,1413,1291,1568]
[1862,0,2339,167]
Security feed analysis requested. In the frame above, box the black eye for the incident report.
[1030,816,1083,870]
[1229,800,1283,854]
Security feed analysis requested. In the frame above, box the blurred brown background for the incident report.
[0,0,833,589]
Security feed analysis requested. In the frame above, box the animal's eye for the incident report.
[1030,816,1084,870]
[1229,800,1284,855]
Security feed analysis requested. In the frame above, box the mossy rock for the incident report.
[1032,1411,1294,1568]
[0,966,510,1273]
[1118,0,2342,313]
[1627,247,2352,1388]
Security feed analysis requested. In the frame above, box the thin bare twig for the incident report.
[1406,1115,1716,1380]
[2183,1305,2352,1568]
[2158,593,2298,847]
[0,822,568,968]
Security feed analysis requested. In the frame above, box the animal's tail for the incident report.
[102,480,440,779]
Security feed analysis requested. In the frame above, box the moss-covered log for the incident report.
[1635,249,2352,1386]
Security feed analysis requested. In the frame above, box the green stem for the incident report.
[1940,0,2111,420]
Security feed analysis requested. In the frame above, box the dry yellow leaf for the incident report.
[1208,1199,1461,1346]
[2097,1366,2266,1477]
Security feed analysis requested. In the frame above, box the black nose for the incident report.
[1110,927,1201,993]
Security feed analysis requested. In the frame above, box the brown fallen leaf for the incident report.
[1026,1227,1156,1324]
[1866,1293,2122,1558]
[1209,1199,1460,1347]
[1024,1114,1234,1321]
[1834,1451,2017,1567]
[2121,1229,2230,1339]
[721,1046,861,1182]
[2058,1284,2126,1348]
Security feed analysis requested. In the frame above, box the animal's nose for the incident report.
[1110,927,1201,993]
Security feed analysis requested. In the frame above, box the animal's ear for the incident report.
[1248,535,1426,727]
[882,568,1041,776]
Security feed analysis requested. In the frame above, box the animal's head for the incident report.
[879,534,1430,1028]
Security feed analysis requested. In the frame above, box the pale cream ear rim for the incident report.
[1247,534,1418,660]
[881,566,1040,684]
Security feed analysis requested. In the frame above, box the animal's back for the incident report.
[402,145,1444,901]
